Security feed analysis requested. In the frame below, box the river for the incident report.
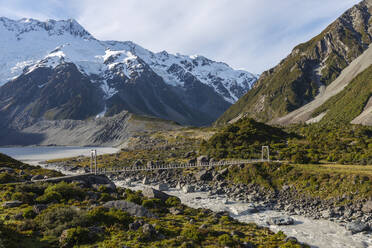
[0,146,119,165]
[119,181,372,248]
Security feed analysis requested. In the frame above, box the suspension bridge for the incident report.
[88,146,278,174]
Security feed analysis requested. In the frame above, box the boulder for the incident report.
[142,177,149,185]
[346,221,369,234]
[188,158,196,164]
[219,168,229,176]
[103,200,155,218]
[284,237,298,243]
[182,185,195,193]
[142,223,156,236]
[195,170,213,181]
[3,201,22,208]
[169,207,183,215]
[142,187,172,202]
[267,216,294,225]
[197,156,209,164]
[362,200,372,213]
[31,174,44,181]
[155,183,169,191]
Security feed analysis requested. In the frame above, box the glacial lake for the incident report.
[0,146,119,165]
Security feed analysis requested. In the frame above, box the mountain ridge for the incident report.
[0,16,257,129]
[217,0,372,125]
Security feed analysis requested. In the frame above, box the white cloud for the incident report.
[0,0,361,73]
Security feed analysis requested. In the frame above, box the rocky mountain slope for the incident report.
[0,17,257,130]
[217,0,372,125]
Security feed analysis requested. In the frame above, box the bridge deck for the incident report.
[95,159,281,174]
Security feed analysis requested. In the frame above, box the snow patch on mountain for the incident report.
[0,17,257,103]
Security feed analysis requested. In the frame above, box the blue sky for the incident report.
[0,0,360,73]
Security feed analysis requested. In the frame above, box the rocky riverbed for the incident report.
[42,162,372,248]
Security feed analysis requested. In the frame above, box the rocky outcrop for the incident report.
[103,200,155,218]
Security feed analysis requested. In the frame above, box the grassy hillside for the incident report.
[311,65,372,124]
[200,118,291,159]
[0,153,62,184]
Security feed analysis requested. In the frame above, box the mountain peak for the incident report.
[0,17,94,40]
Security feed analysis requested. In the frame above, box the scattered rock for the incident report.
[362,201,372,213]
[182,185,195,193]
[284,237,298,243]
[103,200,155,218]
[142,223,156,236]
[31,174,44,181]
[197,155,209,164]
[346,221,369,234]
[169,207,183,215]
[195,170,213,181]
[267,216,294,225]
[155,183,169,191]
[219,168,229,176]
[142,187,172,202]
[142,177,149,185]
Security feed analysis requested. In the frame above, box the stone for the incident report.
[284,237,298,243]
[169,207,183,215]
[231,230,245,237]
[103,200,155,218]
[346,221,369,234]
[219,168,229,176]
[321,209,334,219]
[199,224,208,229]
[142,187,172,202]
[3,201,22,208]
[195,170,213,181]
[188,158,196,164]
[362,200,372,213]
[155,183,169,191]
[267,216,294,225]
[182,185,195,193]
[142,177,149,185]
[142,223,156,236]
[176,182,183,190]
[197,155,209,164]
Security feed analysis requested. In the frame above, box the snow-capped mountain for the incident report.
[0,17,257,127]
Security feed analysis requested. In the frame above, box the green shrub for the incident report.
[35,206,88,237]
[126,192,142,205]
[44,182,84,201]
[142,198,163,209]
[180,226,204,244]
[218,234,236,247]
[22,207,37,219]
[36,191,62,204]
[11,192,36,204]
[165,196,181,207]
[87,207,133,227]
[59,226,94,248]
